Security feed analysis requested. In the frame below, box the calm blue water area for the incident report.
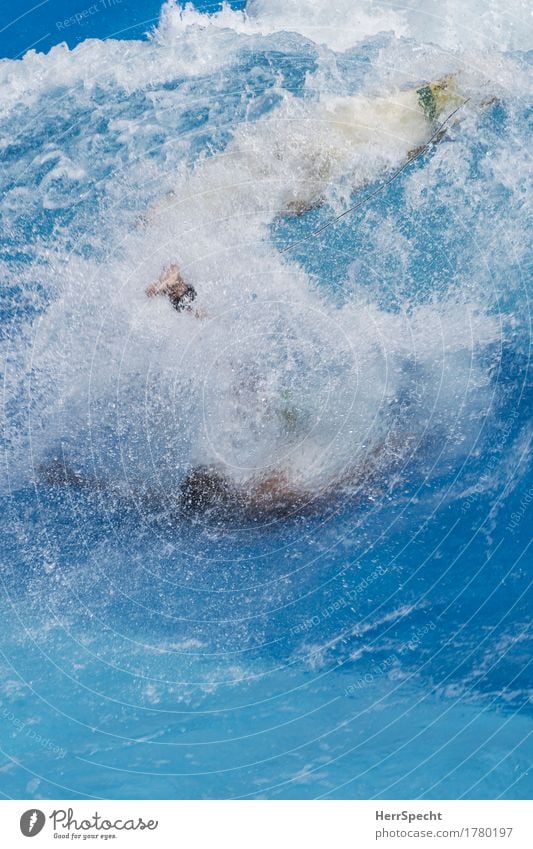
[0,0,245,59]
[0,0,531,801]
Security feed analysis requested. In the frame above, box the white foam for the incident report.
[157,0,532,53]
[157,0,532,52]
[5,91,500,496]
[1,0,525,502]
[0,0,530,121]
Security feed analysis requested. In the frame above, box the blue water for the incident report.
[0,0,531,799]
[0,0,245,59]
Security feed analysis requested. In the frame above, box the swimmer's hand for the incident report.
[145,263,185,298]
[146,263,201,315]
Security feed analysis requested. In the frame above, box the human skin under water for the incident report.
[177,456,386,518]
[139,79,466,515]
[41,78,469,518]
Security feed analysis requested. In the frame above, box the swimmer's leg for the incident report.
[145,264,186,299]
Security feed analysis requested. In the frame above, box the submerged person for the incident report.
[44,77,472,516]
[45,277,399,518]
[45,261,378,516]
[141,76,466,512]
[177,466,353,516]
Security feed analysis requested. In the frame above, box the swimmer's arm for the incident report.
[145,263,185,298]
[146,263,207,319]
